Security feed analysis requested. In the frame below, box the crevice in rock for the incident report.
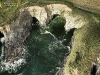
[31,17,39,26]
[0,31,4,38]
[51,14,59,21]
[90,64,97,75]
[31,17,40,33]
[0,42,2,55]
[63,28,76,47]
[0,31,5,61]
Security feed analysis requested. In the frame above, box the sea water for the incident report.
[22,25,69,75]
[0,16,74,75]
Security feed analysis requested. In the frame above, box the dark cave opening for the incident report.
[0,42,2,56]
[31,17,40,31]
[51,14,59,20]
[63,28,76,46]
[48,14,59,24]
[0,31,4,60]
[90,64,97,75]
[0,31,4,38]
[31,17,39,26]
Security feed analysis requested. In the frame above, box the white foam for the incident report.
[1,58,26,73]
[0,37,5,44]
[67,46,71,52]
[0,45,28,73]
[41,30,58,40]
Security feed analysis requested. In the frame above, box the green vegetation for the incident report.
[65,13,100,75]
[1,0,100,75]
[0,0,69,26]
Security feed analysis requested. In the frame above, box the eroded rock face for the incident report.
[0,4,88,73]
[67,0,100,14]
[26,4,87,31]
[4,10,33,61]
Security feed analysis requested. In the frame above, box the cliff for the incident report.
[0,1,100,75]
[63,14,100,75]
[0,4,87,61]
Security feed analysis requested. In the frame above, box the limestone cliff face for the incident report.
[26,4,87,31]
[67,0,100,14]
[0,4,88,73]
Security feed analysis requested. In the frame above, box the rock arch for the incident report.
[25,4,87,32]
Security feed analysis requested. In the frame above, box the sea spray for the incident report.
[41,30,58,40]
[0,46,28,74]
[1,58,26,73]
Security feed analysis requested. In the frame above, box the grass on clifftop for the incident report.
[65,13,100,75]
[0,0,71,26]
[1,0,100,75]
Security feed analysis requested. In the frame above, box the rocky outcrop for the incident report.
[63,11,100,75]
[0,4,88,73]
[0,9,32,73]
[67,0,100,14]
[4,10,32,61]
[26,4,87,31]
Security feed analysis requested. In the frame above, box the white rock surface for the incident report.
[24,4,88,32]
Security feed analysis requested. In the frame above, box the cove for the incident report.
[0,16,75,75]
[22,16,75,75]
